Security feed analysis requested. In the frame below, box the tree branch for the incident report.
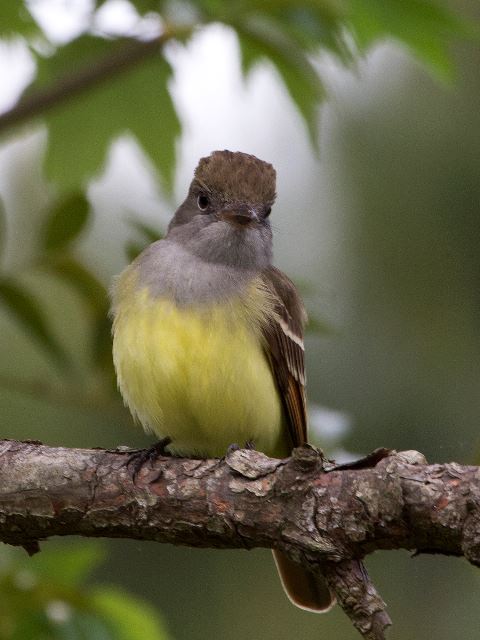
[0,28,186,135]
[1,440,479,639]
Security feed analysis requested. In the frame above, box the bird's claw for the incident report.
[128,437,172,481]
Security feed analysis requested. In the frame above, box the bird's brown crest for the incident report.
[194,150,276,204]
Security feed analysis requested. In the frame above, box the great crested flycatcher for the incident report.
[111,150,334,612]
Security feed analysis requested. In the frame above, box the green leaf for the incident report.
[346,0,471,80]
[0,2,38,37]
[237,20,323,146]
[125,55,179,193]
[42,255,113,374]
[42,192,91,252]
[8,612,52,640]
[56,612,113,640]
[239,1,349,59]
[0,543,169,640]
[91,587,171,640]
[23,542,105,586]
[94,0,168,13]
[91,313,114,375]
[27,35,179,192]
[124,216,164,262]
[125,240,147,262]
[0,277,70,369]
[43,255,108,315]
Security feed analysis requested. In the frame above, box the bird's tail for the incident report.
[272,550,336,612]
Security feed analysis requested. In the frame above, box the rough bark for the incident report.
[1,439,479,639]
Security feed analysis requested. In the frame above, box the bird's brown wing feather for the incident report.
[259,266,308,447]
[260,266,335,613]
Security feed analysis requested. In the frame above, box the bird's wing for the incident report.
[261,268,335,613]
[259,266,308,447]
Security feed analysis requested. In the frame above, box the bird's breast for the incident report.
[111,266,286,457]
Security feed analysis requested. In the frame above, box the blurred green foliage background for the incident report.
[0,1,480,638]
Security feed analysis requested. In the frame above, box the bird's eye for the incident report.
[264,206,272,217]
[197,194,210,211]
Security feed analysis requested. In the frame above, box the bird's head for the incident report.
[167,150,276,270]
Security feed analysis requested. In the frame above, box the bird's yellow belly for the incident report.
[112,287,286,457]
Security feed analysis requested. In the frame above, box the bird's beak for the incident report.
[217,207,258,227]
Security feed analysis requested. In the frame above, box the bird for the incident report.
[110,149,334,613]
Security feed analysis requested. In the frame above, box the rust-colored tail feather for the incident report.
[272,550,336,612]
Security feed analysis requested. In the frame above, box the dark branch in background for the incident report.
[1,440,480,640]
[0,29,183,134]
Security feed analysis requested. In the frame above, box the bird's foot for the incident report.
[328,447,392,471]
[226,440,256,455]
[128,437,172,481]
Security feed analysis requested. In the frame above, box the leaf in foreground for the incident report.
[0,2,38,38]
[91,587,171,640]
[0,543,170,640]
[347,0,474,81]
[0,277,70,369]
[42,192,91,253]
[26,35,179,193]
